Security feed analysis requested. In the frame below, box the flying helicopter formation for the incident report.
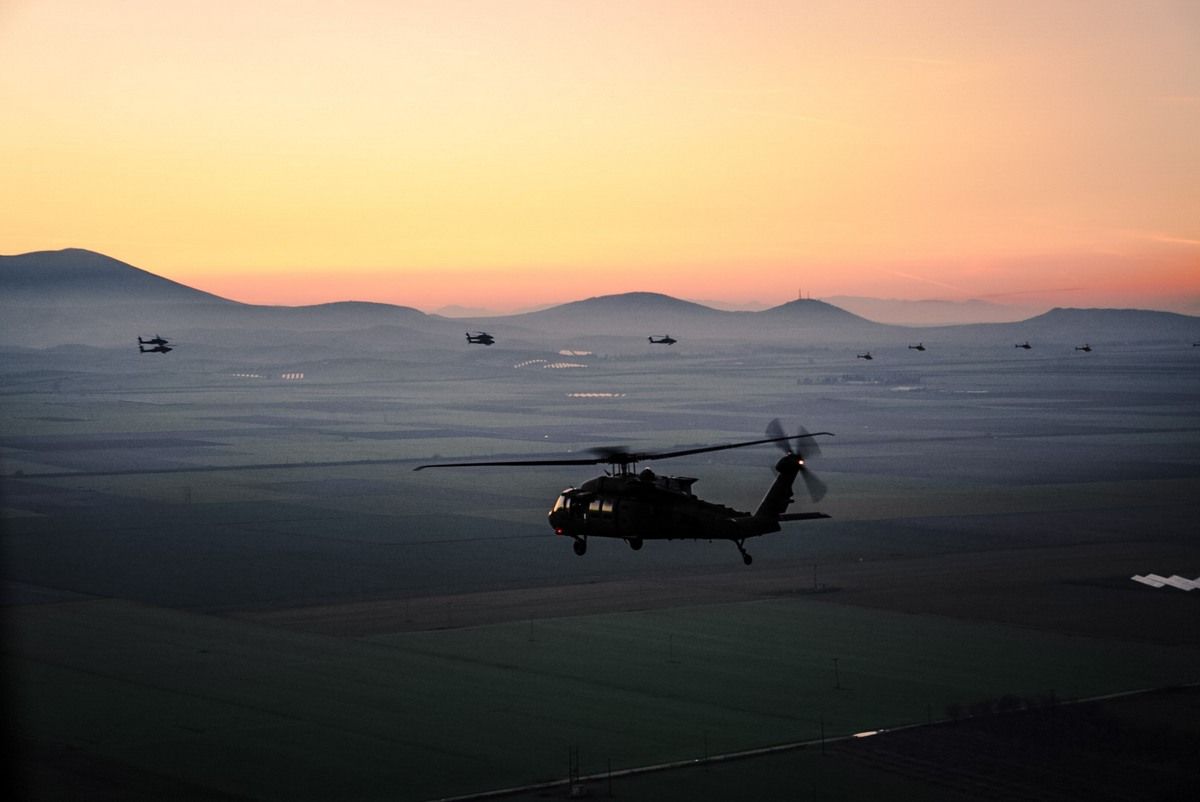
[137,335,172,354]
[459,329,1159,359]
[846,340,1125,358]
[469,332,682,347]
[416,420,831,565]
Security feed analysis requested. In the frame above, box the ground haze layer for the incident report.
[3,250,1199,800]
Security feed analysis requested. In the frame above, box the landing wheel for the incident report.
[734,539,753,566]
[628,537,643,551]
[572,539,587,556]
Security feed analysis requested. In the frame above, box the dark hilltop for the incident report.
[3,248,1198,350]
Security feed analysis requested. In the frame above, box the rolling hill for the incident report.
[3,249,1198,349]
[0,248,232,304]
[826,295,1040,326]
[0,249,440,348]
[1009,307,1200,344]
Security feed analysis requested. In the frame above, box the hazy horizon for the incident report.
[10,245,1200,325]
[7,243,1198,318]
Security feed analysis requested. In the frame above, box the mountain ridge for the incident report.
[3,249,1198,348]
[0,248,234,304]
[826,294,1041,325]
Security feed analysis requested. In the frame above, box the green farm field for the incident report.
[4,339,1200,799]
[10,594,1200,801]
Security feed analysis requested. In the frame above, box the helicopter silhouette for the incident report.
[908,343,926,351]
[648,335,677,345]
[1015,341,1032,350]
[465,331,495,346]
[138,343,172,354]
[1075,343,1092,352]
[138,335,170,347]
[415,420,832,564]
[857,352,873,360]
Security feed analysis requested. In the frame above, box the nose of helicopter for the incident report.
[548,492,570,534]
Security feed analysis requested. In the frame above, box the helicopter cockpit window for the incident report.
[551,494,568,514]
[584,498,616,518]
[564,494,589,518]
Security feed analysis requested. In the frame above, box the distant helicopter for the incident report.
[1075,344,1092,352]
[415,420,832,565]
[908,343,926,351]
[1015,341,1032,350]
[857,352,873,360]
[138,335,170,347]
[648,335,677,345]
[138,343,172,354]
[465,331,495,346]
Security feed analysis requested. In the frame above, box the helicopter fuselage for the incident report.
[549,473,767,543]
[416,420,831,564]
[546,453,827,561]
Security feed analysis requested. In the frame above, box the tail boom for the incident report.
[752,454,804,520]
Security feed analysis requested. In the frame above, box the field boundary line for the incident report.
[425,682,1200,802]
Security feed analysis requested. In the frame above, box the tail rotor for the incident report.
[765,418,827,502]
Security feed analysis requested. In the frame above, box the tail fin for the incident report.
[753,454,804,521]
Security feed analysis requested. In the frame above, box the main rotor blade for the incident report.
[632,431,833,463]
[795,425,822,459]
[414,457,602,470]
[588,446,632,460]
[414,428,834,470]
[767,418,827,459]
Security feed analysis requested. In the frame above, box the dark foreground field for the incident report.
[504,685,1200,802]
[3,339,1199,800]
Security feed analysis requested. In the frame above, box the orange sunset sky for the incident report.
[2,0,1198,313]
